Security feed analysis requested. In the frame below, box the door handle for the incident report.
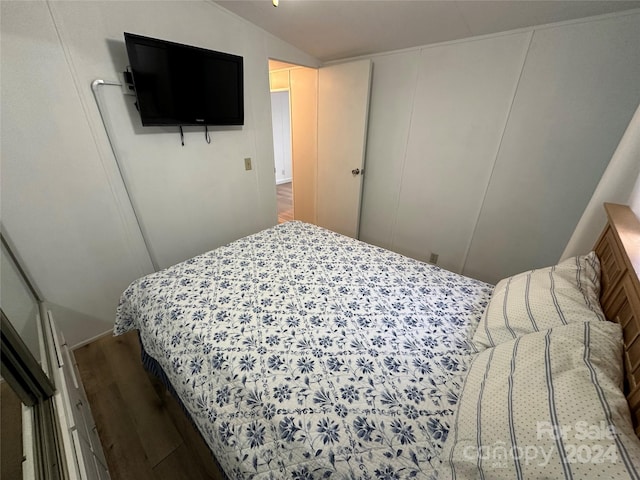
[351,168,364,176]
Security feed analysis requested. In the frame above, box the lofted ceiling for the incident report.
[215,0,640,62]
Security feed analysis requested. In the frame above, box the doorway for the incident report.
[268,58,371,236]
[270,89,294,223]
[268,59,318,225]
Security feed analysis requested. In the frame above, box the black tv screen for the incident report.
[124,33,244,126]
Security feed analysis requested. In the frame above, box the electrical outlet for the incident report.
[429,253,439,264]
[244,157,252,171]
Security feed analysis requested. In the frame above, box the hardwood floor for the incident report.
[74,331,224,480]
[277,182,294,223]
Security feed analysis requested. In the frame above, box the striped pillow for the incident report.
[473,252,604,351]
[437,321,640,479]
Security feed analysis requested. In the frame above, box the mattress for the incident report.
[114,221,492,479]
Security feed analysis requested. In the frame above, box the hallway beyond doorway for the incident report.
[277,182,293,224]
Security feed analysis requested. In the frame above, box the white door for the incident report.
[271,91,292,184]
[317,59,372,238]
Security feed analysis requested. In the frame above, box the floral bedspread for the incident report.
[114,222,492,479]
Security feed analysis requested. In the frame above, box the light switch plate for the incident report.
[244,157,252,170]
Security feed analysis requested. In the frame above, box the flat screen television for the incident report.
[124,33,244,126]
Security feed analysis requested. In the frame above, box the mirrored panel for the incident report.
[1,233,60,480]
[1,238,41,366]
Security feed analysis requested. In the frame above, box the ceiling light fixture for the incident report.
[273,0,278,6]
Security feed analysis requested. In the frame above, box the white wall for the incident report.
[378,32,531,272]
[561,102,640,260]
[630,173,640,219]
[1,0,319,347]
[359,11,640,283]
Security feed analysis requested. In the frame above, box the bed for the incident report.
[114,203,640,479]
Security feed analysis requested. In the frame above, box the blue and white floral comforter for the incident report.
[114,222,492,479]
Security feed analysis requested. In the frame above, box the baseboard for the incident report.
[276,178,292,185]
[70,329,114,351]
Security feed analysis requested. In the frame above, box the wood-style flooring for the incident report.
[74,331,225,480]
[277,182,293,223]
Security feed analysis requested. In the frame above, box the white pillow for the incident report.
[437,321,640,479]
[473,252,604,350]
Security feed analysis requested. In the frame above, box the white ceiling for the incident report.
[215,0,640,62]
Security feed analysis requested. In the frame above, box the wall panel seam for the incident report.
[460,30,535,276]
[389,52,421,251]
